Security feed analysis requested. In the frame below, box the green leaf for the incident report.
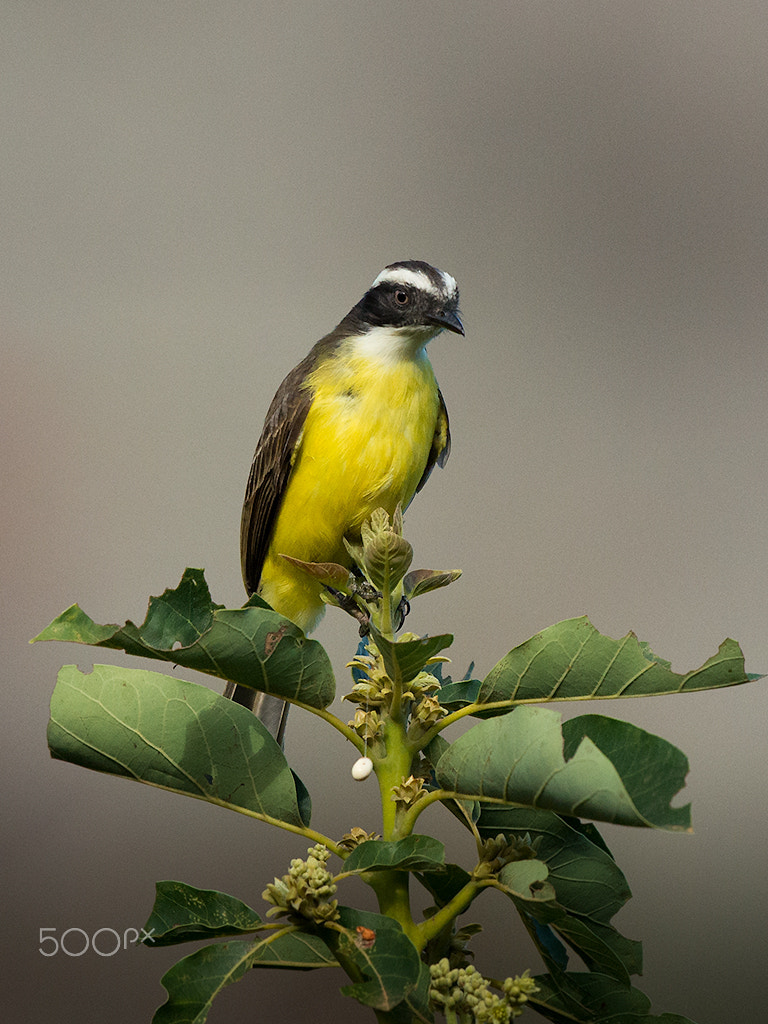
[530,904,636,985]
[479,616,756,708]
[245,931,336,970]
[48,664,310,826]
[423,732,452,769]
[377,959,434,1024]
[342,836,446,875]
[497,858,556,903]
[153,940,254,1024]
[417,861,475,910]
[33,567,335,709]
[477,808,632,923]
[530,971,698,1024]
[424,733,480,825]
[143,881,263,946]
[403,568,462,599]
[358,507,413,591]
[369,627,453,686]
[279,555,353,591]
[436,678,482,710]
[331,907,424,1012]
[474,808,642,984]
[291,767,313,827]
[526,917,569,975]
[562,716,689,830]
[152,933,337,1024]
[494,856,636,985]
[434,706,690,830]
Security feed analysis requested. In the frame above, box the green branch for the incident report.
[417,701,513,747]
[416,876,493,949]
[284,697,365,751]
[397,788,454,834]
[137,779,346,857]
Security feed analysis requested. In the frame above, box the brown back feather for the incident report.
[415,387,451,495]
[239,328,350,596]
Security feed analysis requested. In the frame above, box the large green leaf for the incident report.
[34,568,335,709]
[152,933,337,1024]
[473,812,639,985]
[513,891,638,985]
[479,616,754,708]
[143,881,263,947]
[342,836,446,875]
[434,706,690,830]
[477,808,632,924]
[530,971,697,1024]
[48,664,310,826]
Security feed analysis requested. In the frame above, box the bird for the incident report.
[224,260,463,742]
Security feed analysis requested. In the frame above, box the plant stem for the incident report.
[365,869,419,945]
[366,667,421,942]
[376,715,414,838]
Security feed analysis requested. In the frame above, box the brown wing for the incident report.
[415,386,450,495]
[240,354,316,596]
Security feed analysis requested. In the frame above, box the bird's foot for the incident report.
[325,586,374,635]
[325,585,411,636]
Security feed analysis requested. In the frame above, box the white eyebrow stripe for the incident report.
[371,266,444,297]
[439,269,458,297]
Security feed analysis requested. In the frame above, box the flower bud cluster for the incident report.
[345,643,392,704]
[391,774,427,809]
[429,958,538,1022]
[502,973,538,1010]
[348,706,383,743]
[473,833,540,880]
[262,844,339,925]
[344,637,446,741]
[338,827,380,851]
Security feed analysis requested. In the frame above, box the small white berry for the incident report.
[351,756,373,781]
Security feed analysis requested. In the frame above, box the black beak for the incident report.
[428,309,464,336]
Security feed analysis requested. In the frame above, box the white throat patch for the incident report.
[347,324,434,364]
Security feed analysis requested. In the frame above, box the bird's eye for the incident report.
[393,289,409,305]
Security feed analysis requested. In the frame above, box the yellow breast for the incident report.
[259,337,440,629]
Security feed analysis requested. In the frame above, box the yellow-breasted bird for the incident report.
[224,261,463,741]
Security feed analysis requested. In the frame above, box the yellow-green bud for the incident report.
[391,774,427,809]
[359,507,414,591]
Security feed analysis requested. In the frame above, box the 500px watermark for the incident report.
[39,926,155,956]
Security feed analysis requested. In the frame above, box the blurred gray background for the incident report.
[3,3,767,1022]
